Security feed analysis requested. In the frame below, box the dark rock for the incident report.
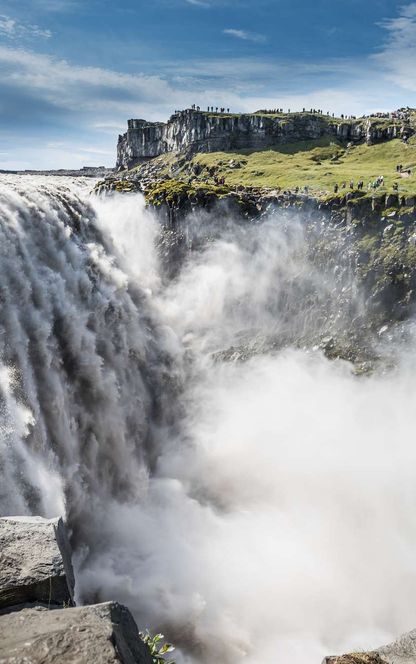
[0,602,153,664]
[0,516,75,611]
[385,193,399,207]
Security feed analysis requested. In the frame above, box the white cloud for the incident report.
[223,28,266,43]
[0,14,51,39]
[46,141,112,155]
[373,2,416,93]
[0,16,15,36]
[0,46,178,114]
[33,0,78,9]
[186,0,211,6]
[90,121,126,133]
[2,1,416,170]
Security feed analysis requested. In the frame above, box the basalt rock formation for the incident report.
[0,516,152,664]
[0,602,153,664]
[116,108,414,170]
[0,516,75,611]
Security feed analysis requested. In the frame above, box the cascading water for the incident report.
[2,175,416,664]
[0,175,178,541]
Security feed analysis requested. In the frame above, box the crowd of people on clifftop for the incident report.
[206,106,230,113]
[255,109,361,118]
[258,108,332,116]
[396,164,413,176]
[174,105,231,114]
[363,109,411,121]
[171,106,413,123]
[331,166,413,195]
[333,179,365,193]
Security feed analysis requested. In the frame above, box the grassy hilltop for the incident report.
[93,110,416,365]
[191,136,416,197]
[134,135,416,200]
[120,109,416,201]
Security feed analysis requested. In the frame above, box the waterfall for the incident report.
[0,175,177,533]
[2,175,416,664]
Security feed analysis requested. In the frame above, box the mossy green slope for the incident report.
[191,137,416,196]
[131,136,416,200]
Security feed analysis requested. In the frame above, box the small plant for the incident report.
[140,629,175,664]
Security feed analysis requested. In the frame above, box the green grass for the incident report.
[125,124,416,201]
[185,136,416,197]
[144,179,231,206]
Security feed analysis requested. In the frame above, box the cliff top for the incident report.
[133,106,416,130]
[117,105,416,199]
[122,134,416,200]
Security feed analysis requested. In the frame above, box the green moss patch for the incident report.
[144,179,231,206]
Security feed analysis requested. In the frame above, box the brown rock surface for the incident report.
[0,516,74,611]
[0,602,153,664]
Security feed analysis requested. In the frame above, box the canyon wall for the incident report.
[116,108,410,170]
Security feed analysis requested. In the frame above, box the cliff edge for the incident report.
[116,107,415,170]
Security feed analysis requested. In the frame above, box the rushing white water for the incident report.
[1,175,416,664]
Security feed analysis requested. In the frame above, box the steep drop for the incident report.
[2,176,416,664]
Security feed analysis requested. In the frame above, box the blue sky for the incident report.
[0,0,416,169]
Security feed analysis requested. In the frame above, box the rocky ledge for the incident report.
[2,515,416,663]
[0,516,152,664]
[0,516,74,611]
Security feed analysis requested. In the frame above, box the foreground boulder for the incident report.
[0,602,153,664]
[324,628,416,664]
[0,516,75,611]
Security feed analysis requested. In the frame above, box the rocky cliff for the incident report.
[116,108,413,170]
[0,516,155,664]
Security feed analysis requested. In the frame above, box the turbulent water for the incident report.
[2,175,416,664]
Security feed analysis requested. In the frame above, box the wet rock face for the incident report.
[0,516,75,611]
[0,602,153,664]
